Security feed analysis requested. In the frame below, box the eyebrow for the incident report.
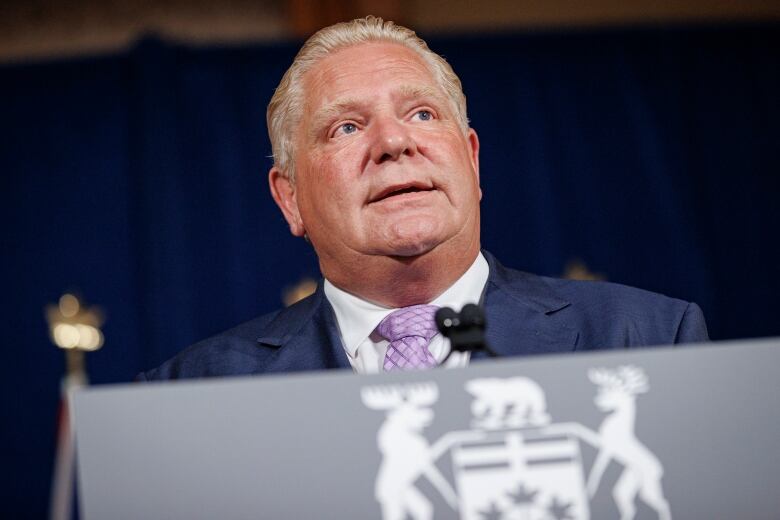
[396,84,444,104]
[309,98,368,138]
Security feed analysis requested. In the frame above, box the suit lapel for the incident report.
[476,252,579,360]
[255,282,351,373]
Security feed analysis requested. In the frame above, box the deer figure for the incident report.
[361,384,459,520]
[587,366,671,520]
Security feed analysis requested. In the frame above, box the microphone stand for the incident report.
[436,304,498,363]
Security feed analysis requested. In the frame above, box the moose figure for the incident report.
[587,366,672,520]
[361,383,480,520]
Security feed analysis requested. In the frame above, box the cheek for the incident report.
[427,140,480,186]
[298,162,359,216]
[423,132,475,167]
[316,142,364,181]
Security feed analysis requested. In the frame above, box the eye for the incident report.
[414,110,433,121]
[332,122,358,137]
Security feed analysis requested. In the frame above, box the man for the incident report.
[139,17,707,381]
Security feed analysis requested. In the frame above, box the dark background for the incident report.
[2,23,779,517]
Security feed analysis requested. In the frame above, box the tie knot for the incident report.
[377,304,440,343]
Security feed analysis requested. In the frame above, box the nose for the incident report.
[369,117,417,164]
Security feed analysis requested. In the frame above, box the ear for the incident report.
[467,128,482,200]
[269,166,306,237]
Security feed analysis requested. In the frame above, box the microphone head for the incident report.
[435,307,459,336]
[460,303,486,329]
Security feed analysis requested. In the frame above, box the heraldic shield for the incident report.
[452,428,588,520]
[361,366,671,520]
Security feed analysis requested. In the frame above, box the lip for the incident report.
[369,181,436,204]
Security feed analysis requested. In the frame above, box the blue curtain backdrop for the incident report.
[2,23,779,516]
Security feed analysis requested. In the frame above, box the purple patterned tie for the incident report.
[377,304,440,371]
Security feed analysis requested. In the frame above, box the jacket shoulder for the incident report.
[484,252,708,349]
[138,310,282,381]
[538,275,709,347]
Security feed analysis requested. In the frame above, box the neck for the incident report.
[322,241,480,308]
[609,401,636,427]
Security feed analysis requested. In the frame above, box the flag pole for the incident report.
[46,294,104,520]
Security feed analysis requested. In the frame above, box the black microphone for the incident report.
[434,307,460,330]
[436,304,497,361]
[460,303,485,328]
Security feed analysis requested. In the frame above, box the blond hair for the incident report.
[266,16,469,181]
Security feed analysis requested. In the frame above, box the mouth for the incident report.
[370,182,436,204]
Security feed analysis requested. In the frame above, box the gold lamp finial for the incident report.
[46,293,105,381]
[46,293,105,352]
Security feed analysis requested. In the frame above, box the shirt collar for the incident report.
[323,252,490,358]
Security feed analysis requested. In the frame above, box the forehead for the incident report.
[301,42,441,110]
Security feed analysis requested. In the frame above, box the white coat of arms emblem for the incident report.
[361,366,671,520]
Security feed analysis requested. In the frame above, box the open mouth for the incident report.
[371,183,435,203]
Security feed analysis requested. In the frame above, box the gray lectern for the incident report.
[74,338,780,519]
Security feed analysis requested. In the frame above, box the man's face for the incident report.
[271,42,481,272]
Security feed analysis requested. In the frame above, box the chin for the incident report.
[388,244,435,258]
[380,234,444,258]
[366,213,460,258]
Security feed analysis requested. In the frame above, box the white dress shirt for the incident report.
[323,252,490,373]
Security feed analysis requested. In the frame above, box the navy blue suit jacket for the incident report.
[139,252,708,381]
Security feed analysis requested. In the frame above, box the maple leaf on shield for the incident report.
[479,502,504,520]
[507,483,538,506]
[546,496,574,520]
